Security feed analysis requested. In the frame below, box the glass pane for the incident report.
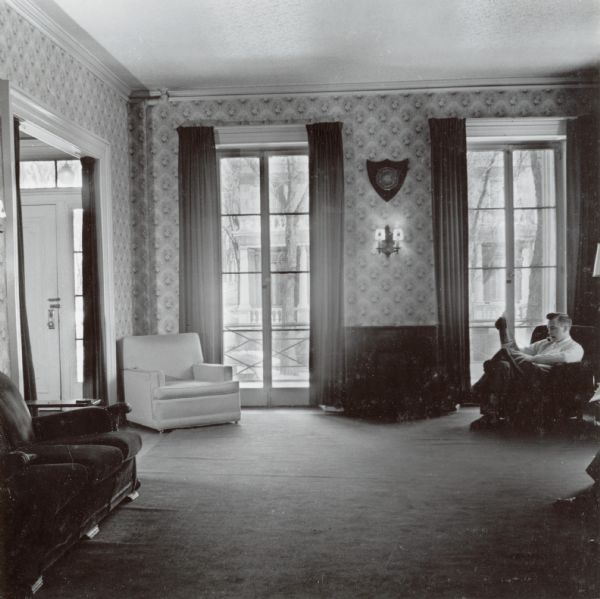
[73,208,83,252]
[220,157,260,214]
[221,215,261,272]
[467,151,504,209]
[19,161,55,188]
[223,330,263,384]
[57,160,82,187]
[269,155,309,213]
[514,209,556,267]
[76,339,84,383]
[74,253,82,295]
[75,296,84,339]
[271,273,309,328]
[513,150,555,208]
[270,215,309,271]
[468,210,505,267]
[272,330,309,386]
[222,273,262,327]
[469,269,505,322]
[470,327,499,383]
[514,267,556,325]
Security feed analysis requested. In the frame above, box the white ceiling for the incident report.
[33,0,600,94]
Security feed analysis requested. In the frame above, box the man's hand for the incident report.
[511,350,533,363]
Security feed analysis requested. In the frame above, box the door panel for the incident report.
[22,204,61,403]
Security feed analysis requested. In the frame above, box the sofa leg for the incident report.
[127,490,140,501]
[83,524,100,539]
[31,576,43,594]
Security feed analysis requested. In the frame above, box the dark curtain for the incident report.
[81,157,107,401]
[566,115,600,325]
[306,122,345,407]
[13,118,37,402]
[429,118,471,400]
[177,126,222,363]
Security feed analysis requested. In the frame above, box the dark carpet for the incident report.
[39,408,600,598]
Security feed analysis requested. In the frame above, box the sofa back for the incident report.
[0,372,35,450]
[121,333,204,380]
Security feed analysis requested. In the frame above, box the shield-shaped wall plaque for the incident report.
[366,159,409,202]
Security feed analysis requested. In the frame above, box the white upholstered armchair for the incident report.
[121,333,241,432]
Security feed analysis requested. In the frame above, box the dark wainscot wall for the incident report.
[344,326,455,420]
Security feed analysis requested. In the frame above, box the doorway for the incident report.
[19,145,83,403]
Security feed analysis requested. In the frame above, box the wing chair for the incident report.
[121,333,241,432]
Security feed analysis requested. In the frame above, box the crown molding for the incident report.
[166,75,599,101]
[7,0,132,100]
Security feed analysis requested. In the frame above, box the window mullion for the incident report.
[504,149,515,333]
[259,153,273,402]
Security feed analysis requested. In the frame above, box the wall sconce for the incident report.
[593,243,600,277]
[375,225,403,257]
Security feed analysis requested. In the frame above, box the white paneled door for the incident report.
[22,191,82,403]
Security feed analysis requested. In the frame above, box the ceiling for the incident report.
[33,0,600,94]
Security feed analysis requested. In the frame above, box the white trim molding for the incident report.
[7,0,132,100]
[214,125,308,149]
[466,117,568,142]
[11,87,118,405]
[167,77,598,101]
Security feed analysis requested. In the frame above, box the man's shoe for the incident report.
[494,316,507,331]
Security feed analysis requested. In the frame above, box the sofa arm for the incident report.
[33,407,113,441]
[0,451,37,480]
[193,363,233,382]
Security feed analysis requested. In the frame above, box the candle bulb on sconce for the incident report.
[375,225,403,257]
[0,198,6,233]
[593,243,600,278]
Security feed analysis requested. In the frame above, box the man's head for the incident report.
[546,312,572,341]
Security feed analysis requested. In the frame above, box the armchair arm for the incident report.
[0,451,37,480]
[123,368,165,388]
[33,407,113,441]
[549,363,594,393]
[192,363,233,382]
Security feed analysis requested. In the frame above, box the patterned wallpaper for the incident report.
[0,3,133,374]
[130,87,596,334]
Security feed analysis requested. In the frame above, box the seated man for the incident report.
[471,312,584,429]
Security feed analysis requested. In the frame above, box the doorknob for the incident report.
[49,303,61,309]
[47,308,56,330]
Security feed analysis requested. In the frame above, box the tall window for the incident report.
[219,151,310,394]
[467,143,565,381]
[73,208,84,383]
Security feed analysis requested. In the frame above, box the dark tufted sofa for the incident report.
[0,371,142,598]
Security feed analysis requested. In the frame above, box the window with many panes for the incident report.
[219,151,309,394]
[467,143,565,381]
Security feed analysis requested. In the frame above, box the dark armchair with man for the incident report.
[470,311,597,432]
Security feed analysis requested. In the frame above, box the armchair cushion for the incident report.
[155,379,238,400]
[20,443,123,484]
[32,407,113,442]
[38,431,142,461]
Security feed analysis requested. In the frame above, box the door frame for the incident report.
[2,82,118,404]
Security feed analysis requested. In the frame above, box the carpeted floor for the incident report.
[39,408,600,599]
